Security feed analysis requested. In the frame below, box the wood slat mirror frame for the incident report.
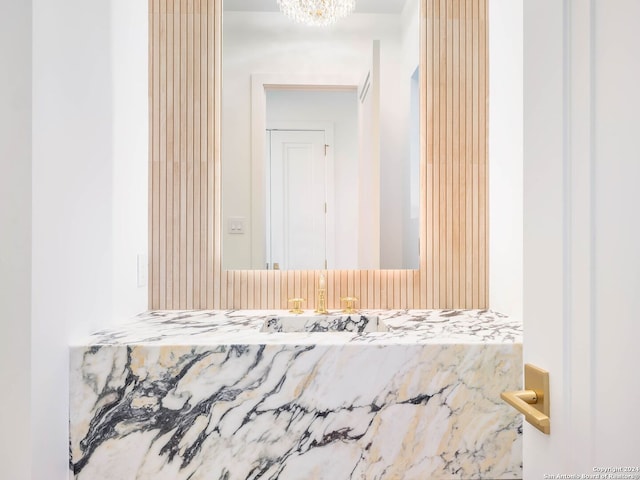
[149,0,487,310]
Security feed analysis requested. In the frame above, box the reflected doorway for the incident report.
[266,128,330,270]
[265,88,363,270]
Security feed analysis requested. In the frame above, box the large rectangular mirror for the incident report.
[222,0,421,271]
[148,0,488,310]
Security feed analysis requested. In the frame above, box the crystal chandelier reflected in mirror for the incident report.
[277,0,357,27]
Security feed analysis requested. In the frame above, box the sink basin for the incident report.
[261,314,387,333]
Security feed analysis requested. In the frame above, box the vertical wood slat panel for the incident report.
[472,0,479,308]
[151,0,160,307]
[172,0,181,308]
[417,0,489,309]
[159,0,167,309]
[421,0,430,309]
[459,0,466,310]
[166,0,174,308]
[433,0,441,308]
[193,0,201,308]
[185,0,194,309]
[149,0,215,309]
[200,0,208,308]
[452,0,460,308]
[446,0,453,308]
[440,0,448,308]
[149,0,488,311]
[178,0,187,307]
[207,0,216,308]
[148,1,154,306]
[465,0,474,307]
[213,0,222,309]
[479,0,488,307]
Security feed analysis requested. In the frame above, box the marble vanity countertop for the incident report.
[70,309,523,479]
[73,309,522,346]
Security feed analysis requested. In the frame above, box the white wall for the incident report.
[29,1,147,478]
[112,0,149,320]
[32,1,112,474]
[0,1,32,478]
[379,0,420,269]
[377,28,407,269]
[489,0,524,319]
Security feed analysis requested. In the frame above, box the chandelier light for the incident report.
[277,0,356,27]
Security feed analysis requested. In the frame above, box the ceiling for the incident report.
[223,0,409,14]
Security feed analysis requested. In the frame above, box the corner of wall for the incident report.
[488,0,524,319]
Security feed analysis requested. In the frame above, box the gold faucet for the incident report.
[314,273,328,314]
[288,298,305,314]
[340,296,358,314]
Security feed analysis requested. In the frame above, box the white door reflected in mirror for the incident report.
[268,129,328,270]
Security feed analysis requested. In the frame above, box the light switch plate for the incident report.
[228,217,245,234]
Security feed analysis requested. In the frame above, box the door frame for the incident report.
[523,0,579,470]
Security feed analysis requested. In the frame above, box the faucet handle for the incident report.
[288,298,305,314]
[340,297,358,314]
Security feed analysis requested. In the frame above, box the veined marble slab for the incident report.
[76,309,522,346]
[69,310,523,479]
[261,313,386,333]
